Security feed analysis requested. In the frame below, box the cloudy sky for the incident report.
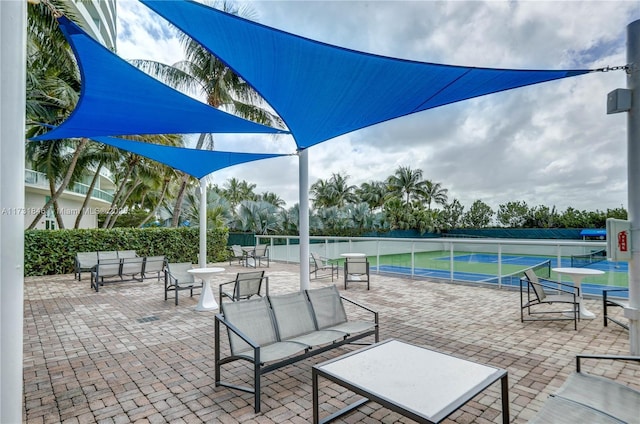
[116,0,640,214]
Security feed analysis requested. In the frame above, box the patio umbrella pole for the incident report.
[626,19,640,355]
[1,1,27,421]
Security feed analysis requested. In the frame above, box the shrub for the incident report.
[24,227,229,276]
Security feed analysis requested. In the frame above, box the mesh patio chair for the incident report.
[164,262,200,306]
[142,256,166,281]
[219,270,268,303]
[344,257,370,290]
[246,244,269,268]
[75,252,97,281]
[310,252,338,281]
[120,256,145,281]
[227,244,246,266]
[306,285,378,336]
[90,256,122,291]
[603,288,629,330]
[520,268,580,330]
[117,250,137,259]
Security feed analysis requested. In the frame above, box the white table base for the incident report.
[187,267,224,312]
[196,280,218,311]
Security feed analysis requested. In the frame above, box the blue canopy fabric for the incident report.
[91,136,287,179]
[33,16,288,141]
[142,0,594,149]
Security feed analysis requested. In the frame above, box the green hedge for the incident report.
[24,227,229,277]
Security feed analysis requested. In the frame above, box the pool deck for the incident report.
[23,261,638,423]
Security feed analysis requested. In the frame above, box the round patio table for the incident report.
[187,267,225,311]
[552,267,604,319]
[340,253,366,258]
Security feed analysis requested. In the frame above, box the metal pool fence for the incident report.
[253,235,627,294]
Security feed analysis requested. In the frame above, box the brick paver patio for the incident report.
[23,261,638,423]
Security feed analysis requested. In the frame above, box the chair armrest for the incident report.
[215,313,260,350]
[219,280,236,299]
[576,354,640,372]
[539,277,579,292]
[602,288,629,293]
[340,296,379,323]
[537,280,580,296]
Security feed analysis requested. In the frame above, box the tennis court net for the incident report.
[570,248,607,268]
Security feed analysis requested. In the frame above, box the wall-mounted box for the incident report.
[607,88,632,114]
[606,218,632,262]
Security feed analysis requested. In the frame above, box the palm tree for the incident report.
[130,1,284,226]
[356,180,387,211]
[223,177,257,210]
[423,180,449,210]
[327,173,357,208]
[310,178,333,209]
[73,143,122,228]
[258,192,286,208]
[386,166,427,205]
[26,0,87,230]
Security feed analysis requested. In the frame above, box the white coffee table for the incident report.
[312,339,509,423]
[187,267,224,311]
[552,267,604,319]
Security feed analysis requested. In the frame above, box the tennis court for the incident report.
[371,250,628,292]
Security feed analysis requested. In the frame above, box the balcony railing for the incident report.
[25,169,114,203]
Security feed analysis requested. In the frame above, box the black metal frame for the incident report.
[227,245,247,266]
[344,258,370,290]
[91,257,151,292]
[214,292,379,413]
[602,288,629,330]
[219,271,269,303]
[310,254,339,281]
[520,276,580,330]
[164,263,203,305]
[246,244,270,268]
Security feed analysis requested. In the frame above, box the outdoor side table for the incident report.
[552,267,605,319]
[312,339,509,424]
[187,267,224,311]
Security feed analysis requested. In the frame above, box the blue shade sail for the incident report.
[142,0,593,149]
[33,16,288,141]
[91,136,287,179]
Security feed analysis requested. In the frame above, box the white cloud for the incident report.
[116,0,639,213]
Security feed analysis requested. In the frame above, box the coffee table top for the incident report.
[314,339,506,422]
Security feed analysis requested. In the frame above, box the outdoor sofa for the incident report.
[89,252,166,292]
[214,284,379,412]
[530,354,640,423]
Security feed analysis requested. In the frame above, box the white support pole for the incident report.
[299,149,310,291]
[625,19,640,355]
[199,178,207,267]
[1,0,26,421]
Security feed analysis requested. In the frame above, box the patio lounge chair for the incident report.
[530,354,640,423]
[344,257,370,290]
[219,270,268,303]
[310,252,338,281]
[246,244,269,268]
[227,244,246,266]
[142,255,166,281]
[520,269,580,330]
[164,262,200,306]
[603,288,629,330]
[75,252,98,281]
[90,257,122,291]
